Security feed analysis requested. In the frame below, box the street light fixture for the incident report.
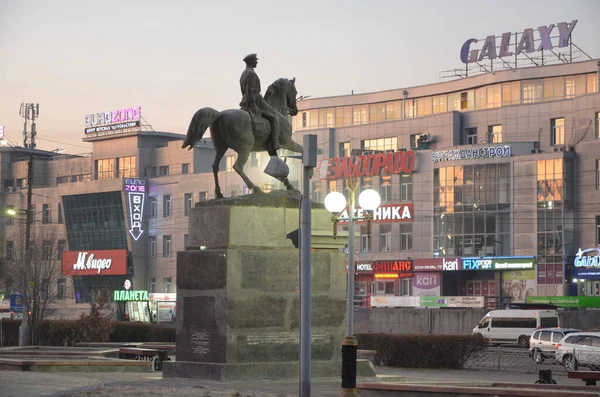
[324,176,381,397]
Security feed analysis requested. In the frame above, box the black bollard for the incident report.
[536,369,556,384]
[339,336,359,397]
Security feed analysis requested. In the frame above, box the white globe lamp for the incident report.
[324,191,347,213]
[358,189,381,211]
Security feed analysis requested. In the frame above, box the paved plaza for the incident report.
[0,367,591,397]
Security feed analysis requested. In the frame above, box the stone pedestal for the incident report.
[163,193,352,381]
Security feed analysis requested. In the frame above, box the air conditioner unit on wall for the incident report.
[418,133,430,143]
[6,187,15,193]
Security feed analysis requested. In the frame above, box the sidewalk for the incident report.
[0,367,590,397]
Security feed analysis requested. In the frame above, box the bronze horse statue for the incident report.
[182,77,303,198]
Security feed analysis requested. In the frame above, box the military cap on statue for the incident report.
[243,53,258,62]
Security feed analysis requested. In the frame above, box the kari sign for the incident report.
[574,248,600,268]
[125,179,146,241]
[432,145,511,163]
[62,249,128,276]
[413,272,441,297]
[373,260,413,279]
[460,20,577,64]
[413,257,462,271]
[84,106,141,134]
[337,204,413,224]
[318,150,415,180]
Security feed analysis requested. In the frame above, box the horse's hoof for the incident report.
[216,193,224,199]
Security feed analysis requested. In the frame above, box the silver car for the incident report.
[554,332,600,371]
[529,328,580,363]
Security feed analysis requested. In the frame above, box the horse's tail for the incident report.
[182,107,221,150]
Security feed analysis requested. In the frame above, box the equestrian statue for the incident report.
[182,53,302,199]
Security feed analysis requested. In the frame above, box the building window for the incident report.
[184,193,192,216]
[362,137,397,153]
[42,204,51,224]
[149,236,156,257]
[30,204,36,223]
[409,134,420,149]
[328,180,337,193]
[551,118,565,145]
[380,176,392,203]
[360,226,371,252]
[312,181,322,203]
[353,105,368,125]
[596,159,600,190]
[159,165,169,176]
[150,278,156,293]
[117,156,136,178]
[401,278,413,296]
[149,197,157,218]
[250,152,259,167]
[597,216,600,246]
[57,279,66,299]
[339,142,351,158]
[522,80,543,103]
[184,234,189,249]
[182,163,190,174]
[42,241,52,260]
[5,241,14,260]
[199,191,208,201]
[145,166,157,177]
[488,125,503,143]
[57,240,65,259]
[6,205,14,226]
[400,224,413,251]
[400,174,413,201]
[58,203,63,224]
[226,156,235,172]
[163,277,172,293]
[163,235,172,257]
[462,128,477,145]
[163,195,172,217]
[380,225,392,252]
[95,158,114,180]
[596,112,600,139]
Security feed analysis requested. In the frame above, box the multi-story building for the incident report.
[1,47,599,318]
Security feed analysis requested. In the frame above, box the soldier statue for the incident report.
[239,53,281,152]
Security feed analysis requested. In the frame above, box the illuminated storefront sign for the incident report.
[355,261,373,275]
[125,179,146,240]
[113,290,149,301]
[318,150,415,180]
[432,145,511,163]
[460,20,577,64]
[574,248,600,268]
[337,204,413,224]
[61,249,128,276]
[413,257,462,271]
[84,106,141,134]
[461,256,535,271]
[373,260,413,279]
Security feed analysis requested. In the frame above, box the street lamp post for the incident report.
[325,176,380,397]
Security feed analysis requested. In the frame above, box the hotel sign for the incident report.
[460,20,577,64]
[337,203,413,224]
[84,106,141,134]
[319,150,415,180]
[432,145,511,163]
[574,248,600,268]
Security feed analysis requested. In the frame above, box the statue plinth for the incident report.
[163,192,362,381]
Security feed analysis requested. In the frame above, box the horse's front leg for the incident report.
[233,151,263,194]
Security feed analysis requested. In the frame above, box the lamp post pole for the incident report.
[340,176,359,397]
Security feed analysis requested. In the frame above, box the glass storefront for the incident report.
[434,163,511,257]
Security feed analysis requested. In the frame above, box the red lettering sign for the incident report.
[373,260,413,274]
[320,150,416,180]
[62,249,128,276]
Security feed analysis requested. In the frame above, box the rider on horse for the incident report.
[239,53,281,152]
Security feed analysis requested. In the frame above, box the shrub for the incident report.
[77,294,114,343]
[0,319,22,346]
[39,319,79,346]
[356,333,486,369]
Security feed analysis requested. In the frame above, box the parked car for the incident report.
[529,328,580,363]
[473,309,560,348]
[554,332,600,371]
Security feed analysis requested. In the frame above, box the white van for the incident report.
[473,309,560,348]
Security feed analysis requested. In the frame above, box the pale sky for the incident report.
[1,0,599,154]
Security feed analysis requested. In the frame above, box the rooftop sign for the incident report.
[84,106,141,135]
[460,20,577,64]
[318,150,415,180]
[432,145,511,163]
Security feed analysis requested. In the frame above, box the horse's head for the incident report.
[265,77,298,116]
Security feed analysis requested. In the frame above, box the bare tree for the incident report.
[4,227,64,345]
